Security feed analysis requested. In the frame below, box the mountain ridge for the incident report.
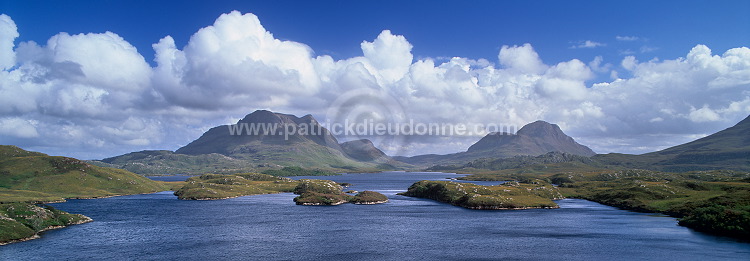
[396,120,596,167]
[594,114,750,172]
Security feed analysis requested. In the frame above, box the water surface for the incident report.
[2,172,748,260]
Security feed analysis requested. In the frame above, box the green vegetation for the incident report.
[175,174,389,205]
[350,191,389,204]
[454,159,750,239]
[592,115,750,172]
[0,203,92,245]
[173,173,298,200]
[261,166,339,177]
[293,179,349,205]
[550,169,750,239]
[430,152,601,172]
[91,150,259,175]
[0,145,171,244]
[92,145,390,175]
[293,179,388,205]
[0,145,169,203]
[399,180,561,209]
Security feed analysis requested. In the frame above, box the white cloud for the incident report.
[0,14,18,70]
[361,30,413,84]
[588,56,612,73]
[616,36,639,41]
[153,11,320,110]
[0,118,38,138]
[571,40,606,49]
[689,105,722,122]
[0,11,750,158]
[621,56,638,71]
[498,43,547,74]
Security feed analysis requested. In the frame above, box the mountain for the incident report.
[99,110,398,174]
[594,114,750,171]
[340,139,389,162]
[396,121,596,167]
[175,110,385,170]
[0,145,168,203]
[467,121,596,156]
[176,110,343,155]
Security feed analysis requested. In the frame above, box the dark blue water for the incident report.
[2,172,749,260]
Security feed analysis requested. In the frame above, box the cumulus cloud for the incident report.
[153,11,319,110]
[0,14,18,70]
[0,11,749,158]
[498,43,547,74]
[361,30,413,84]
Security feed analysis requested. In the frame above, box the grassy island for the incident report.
[293,179,388,205]
[173,174,389,205]
[0,203,92,245]
[174,173,298,200]
[399,180,562,209]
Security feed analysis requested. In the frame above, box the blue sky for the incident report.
[6,0,748,68]
[0,0,749,159]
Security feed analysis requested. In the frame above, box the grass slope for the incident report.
[94,150,258,175]
[0,145,168,203]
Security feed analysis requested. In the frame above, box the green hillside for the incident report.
[0,145,168,203]
[594,115,750,172]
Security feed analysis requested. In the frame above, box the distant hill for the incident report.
[93,150,258,175]
[0,145,167,203]
[98,110,402,174]
[429,152,602,171]
[396,121,595,167]
[595,115,750,172]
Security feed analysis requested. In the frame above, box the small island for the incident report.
[173,174,388,206]
[0,203,92,245]
[399,180,562,210]
[173,173,298,200]
[293,179,388,205]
